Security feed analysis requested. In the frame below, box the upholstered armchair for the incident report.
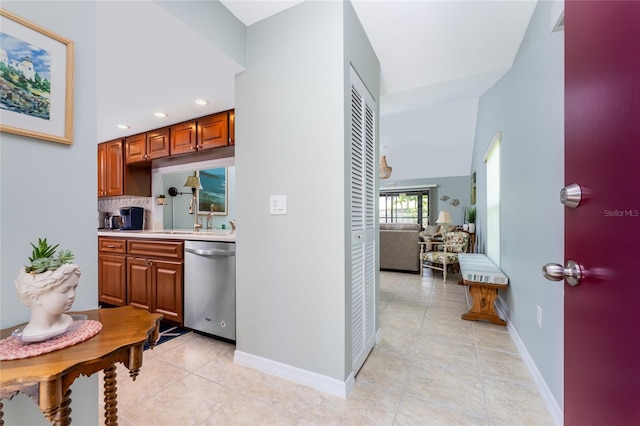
[419,223,457,251]
[420,231,470,282]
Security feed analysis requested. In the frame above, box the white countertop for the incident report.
[98,229,236,242]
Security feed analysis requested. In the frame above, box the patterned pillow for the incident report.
[443,231,469,253]
[424,225,440,235]
[419,225,441,242]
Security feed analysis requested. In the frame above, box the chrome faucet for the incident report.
[206,205,215,230]
[191,196,202,232]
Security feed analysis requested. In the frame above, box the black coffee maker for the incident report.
[119,206,144,230]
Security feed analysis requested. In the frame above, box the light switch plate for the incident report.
[270,195,287,215]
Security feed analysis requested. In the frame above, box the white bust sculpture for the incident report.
[15,263,81,342]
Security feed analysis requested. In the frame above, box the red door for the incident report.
[564,2,640,424]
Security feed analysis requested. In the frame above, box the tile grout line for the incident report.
[387,270,434,426]
[466,286,494,426]
[104,271,548,426]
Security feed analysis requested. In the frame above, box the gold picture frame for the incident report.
[0,9,74,144]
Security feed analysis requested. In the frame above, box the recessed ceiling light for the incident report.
[195,99,208,106]
[154,112,168,118]
[116,124,130,129]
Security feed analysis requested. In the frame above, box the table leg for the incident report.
[461,285,507,326]
[103,363,118,425]
[49,388,72,426]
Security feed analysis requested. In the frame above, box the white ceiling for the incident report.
[220,0,537,114]
[96,0,537,158]
[96,1,244,143]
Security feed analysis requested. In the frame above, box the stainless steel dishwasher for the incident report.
[184,240,236,341]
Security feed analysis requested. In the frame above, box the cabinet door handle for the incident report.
[106,245,115,248]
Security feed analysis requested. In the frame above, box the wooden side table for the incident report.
[467,232,476,253]
[0,306,162,425]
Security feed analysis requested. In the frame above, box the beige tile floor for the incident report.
[100,270,554,425]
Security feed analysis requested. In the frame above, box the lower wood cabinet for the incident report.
[98,237,184,324]
[98,253,127,306]
[127,257,183,324]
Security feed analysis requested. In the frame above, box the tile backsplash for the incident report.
[98,196,153,229]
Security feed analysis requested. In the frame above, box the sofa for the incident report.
[379,223,421,273]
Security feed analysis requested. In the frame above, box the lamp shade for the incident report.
[436,210,453,224]
[183,172,202,189]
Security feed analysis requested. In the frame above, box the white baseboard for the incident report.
[495,300,563,426]
[234,350,354,398]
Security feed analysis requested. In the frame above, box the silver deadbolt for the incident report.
[542,260,582,286]
[560,183,582,208]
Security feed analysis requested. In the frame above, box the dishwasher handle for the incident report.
[185,247,235,257]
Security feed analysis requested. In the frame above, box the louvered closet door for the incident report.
[350,68,376,374]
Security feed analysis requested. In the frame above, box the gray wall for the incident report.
[380,98,479,180]
[160,167,236,230]
[156,0,246,67]
[0,2,99,424]
[470,0,564,410]
[342,0,381,377]
[430,176,474,225]
[235,0,378,381]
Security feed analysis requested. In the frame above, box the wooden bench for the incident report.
[458,253,509,326]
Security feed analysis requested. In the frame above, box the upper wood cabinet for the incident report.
[103,109,234,172]
[170,120,197,156]
[98,139,124,197]
[170,110,232,156]
[98,139,151,198]
[126,129,170,164]
[198,111,229,150]
[228,109,235,146]
[147,127,171,160]
[98,142,107,197]
[125,133,147,164]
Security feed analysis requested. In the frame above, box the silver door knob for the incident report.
[542,260,581,286]
[560,183,582,208]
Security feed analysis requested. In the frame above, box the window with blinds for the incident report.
[379,190,432,228]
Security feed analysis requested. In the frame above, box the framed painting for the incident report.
[0,9,74,144]
[197,167,227,215]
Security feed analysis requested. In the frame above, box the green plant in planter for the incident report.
[25,238,75,274]
[465,206,477,224]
